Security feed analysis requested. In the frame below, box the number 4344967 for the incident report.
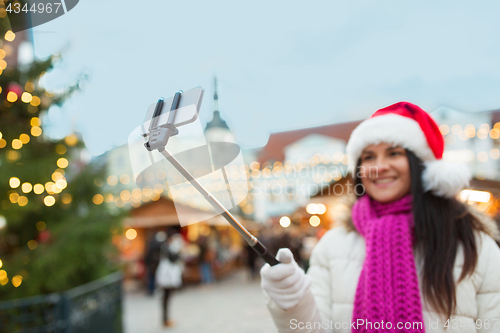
[443,318,499,329]
[5,2,62,14]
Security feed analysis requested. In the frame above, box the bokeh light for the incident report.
[125,228,137,240]
[279,216,291,228]
[9,177,20,188]
[309,215,321,227]
[44,196,55,206]
[57,158,69,168]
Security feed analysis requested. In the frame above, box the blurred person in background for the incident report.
[299,232,318,273]
[156,231,185,328]
[260,102,500,333]
[144,231,165,295]
[198,236,216,284]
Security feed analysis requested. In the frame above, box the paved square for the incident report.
[124,270,277,333]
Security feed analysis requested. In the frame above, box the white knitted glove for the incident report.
[260,248,311,310]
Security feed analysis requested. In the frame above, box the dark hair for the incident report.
[354,149,486,320]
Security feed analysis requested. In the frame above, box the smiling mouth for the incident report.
[373,177,396,184]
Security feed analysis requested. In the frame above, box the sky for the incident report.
[30,0,500,156]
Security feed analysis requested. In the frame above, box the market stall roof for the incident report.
[123,196,257,228]
[257,120,361,164]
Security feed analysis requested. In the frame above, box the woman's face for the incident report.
[359,142,411,203]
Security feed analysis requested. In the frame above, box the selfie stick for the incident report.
[144,91,279,266]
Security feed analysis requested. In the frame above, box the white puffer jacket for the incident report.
[265,214,500,333]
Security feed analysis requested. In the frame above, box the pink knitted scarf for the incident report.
[351,194,425,333]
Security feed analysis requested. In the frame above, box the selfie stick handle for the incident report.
[158,148,279,266]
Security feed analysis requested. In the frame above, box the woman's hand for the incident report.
[260,248,311,310]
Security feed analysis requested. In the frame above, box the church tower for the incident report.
[204,77,235,143]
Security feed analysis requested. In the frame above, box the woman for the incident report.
[261,102,500,333]
[155,232,184,328]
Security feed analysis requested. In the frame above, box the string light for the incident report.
[22,183,32,193]
[12,139,22,149]
[309,215,321,227]
[33,184,44,194]
[9,177,20,188]
[131,188,142,198]
[54,144,66,154]
[44,196,55,206]
[27,240,38,250]
[52,171,63,181]
[119,174,130,184]
[55,179,67,189]
[490,149,500,159]
[477,152,488,162]
[6,91,18,102]
[279,216,291,228]
[105,175,118,186]
[477,129,489,140]
[439,124,450,135]
[18,196,28,206]
[25,82,35,92]
[0,276,8,285]
[104,194,114,203]
[0,150,16,162]
[30,96,41,106]
[45,182,55,193]
[92,194,104,205]
[61,193,72,204]
[460,189,491,203]
[31,126,42,137]
[12,275,22,288]
[64,134,78,146]
[36,221,46,231]
[30,117,41,126]
[4,30,15,42]
[56,158,68,168]
[21,92,32,103]
[125,228,137,240]
[19,134,30,144]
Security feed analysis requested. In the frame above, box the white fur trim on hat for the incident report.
[346,114,436,174]
[422,160,471,198]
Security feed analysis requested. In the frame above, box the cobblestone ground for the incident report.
[124,269,277,333]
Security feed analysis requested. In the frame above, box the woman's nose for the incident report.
[374,156,390,173]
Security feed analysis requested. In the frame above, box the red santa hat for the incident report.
[346,102,471,198]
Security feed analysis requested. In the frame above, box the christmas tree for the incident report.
[0,15,123,300]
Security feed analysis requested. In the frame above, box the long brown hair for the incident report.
[353,149,493,319]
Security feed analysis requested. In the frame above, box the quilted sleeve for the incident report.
[475,233,500,333]
[307,236,334,329]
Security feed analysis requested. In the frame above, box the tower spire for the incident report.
[205,76,229,131]
[213,76,219,112]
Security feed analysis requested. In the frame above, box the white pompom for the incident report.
[422,160,471,198]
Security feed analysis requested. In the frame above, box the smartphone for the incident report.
[140,86,204,137]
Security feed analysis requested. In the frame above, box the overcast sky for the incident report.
[31,0,500,156]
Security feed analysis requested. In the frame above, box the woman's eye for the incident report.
[361,155,373,161]
[390,151,403,156]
